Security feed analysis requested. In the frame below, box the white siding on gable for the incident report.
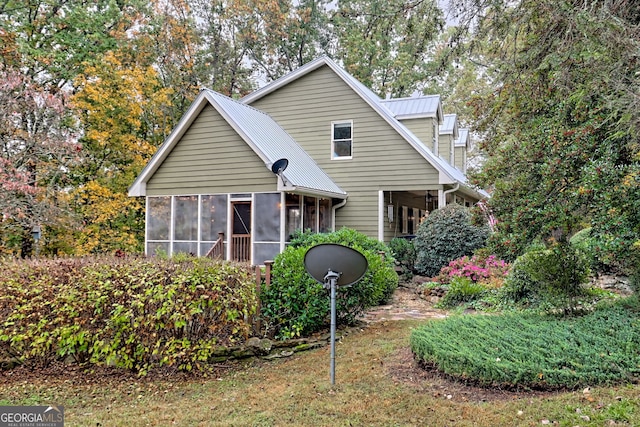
[146,105,276,196]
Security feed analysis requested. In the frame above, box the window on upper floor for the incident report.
[332,121,353,159]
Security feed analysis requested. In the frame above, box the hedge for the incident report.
[0,256,257,374]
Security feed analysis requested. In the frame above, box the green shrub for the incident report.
[0,256,257,374]
[501,249,547,304]
[571,227,606,274]
[410,304,640,389]
[502,242,590,310]
[414,204,490,277]
[389,237,416,279]
[261,228,398,339]
[438,276,487,308]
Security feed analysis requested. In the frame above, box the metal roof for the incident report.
[439,114,458,136]
[380,95,442,121]
[203,90,347,198]
[128,89,346,198]
[456,128,470,147]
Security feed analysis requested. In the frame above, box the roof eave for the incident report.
[397,113,438,120]
[282,184,348,200]
[128,91,210,197]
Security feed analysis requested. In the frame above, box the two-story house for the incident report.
[128,56,487,264]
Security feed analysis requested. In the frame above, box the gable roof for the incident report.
[439,113,459,138]
[456,128,470,148]
[242,56,485,197]
[380,95,443,122]
[128,89,346,199]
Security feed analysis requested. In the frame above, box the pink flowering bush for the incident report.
[437,255,510,288]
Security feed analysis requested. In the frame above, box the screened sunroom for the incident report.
[145,192,334,265]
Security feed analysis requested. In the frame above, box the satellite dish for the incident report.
[304,243,368,287]
[271,158,289,175]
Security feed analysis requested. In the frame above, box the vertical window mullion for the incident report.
[170,196,175,256]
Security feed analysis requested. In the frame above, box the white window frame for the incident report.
[331,120,353,160]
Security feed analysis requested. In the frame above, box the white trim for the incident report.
[170,196,176,255]
[226,196,232,261]
[280,192,286,253]
[378,190,384,241]
[331,120,354,160]
[250,194,255,264]
[144,197,149,255]
[438,189,445,209]
[197,195,202,256]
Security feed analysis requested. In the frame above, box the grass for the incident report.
[1,319,639,426]
[411,304,640,389]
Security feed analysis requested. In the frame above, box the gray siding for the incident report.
[400,118,437,151]
[146,105,276,196]
[249,65,440,239]
[454,146,465,171]
[439,134,454,165]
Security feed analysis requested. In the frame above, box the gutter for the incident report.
[331,198,348,231]
[442,183,460,206]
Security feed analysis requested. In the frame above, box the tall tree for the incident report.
[0,0,144,90]
[330,0,444,97]
[447,0,640,265]
[0,66,80,256]
[71,49,173,254]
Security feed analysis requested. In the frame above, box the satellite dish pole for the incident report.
[304,243,368,386]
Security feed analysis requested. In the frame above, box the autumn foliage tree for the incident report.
[71,49,173,254]
[0,66,80,256]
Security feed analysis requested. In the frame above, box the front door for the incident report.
[231,202,251,262]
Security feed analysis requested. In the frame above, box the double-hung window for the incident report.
[332,121,353,159]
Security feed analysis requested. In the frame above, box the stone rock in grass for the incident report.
[245,337,273,355]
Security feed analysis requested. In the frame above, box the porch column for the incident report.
[378,190,384,241]
[438,189,445,209]
[280,192,286,253]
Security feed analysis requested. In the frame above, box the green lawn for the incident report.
[1,319,639,426]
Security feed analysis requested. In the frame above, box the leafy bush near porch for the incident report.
[0,256,257,374]
[438,277,487,307]
[389,237,416,279]
[414,204,491,277]
[410,303,640,389]
[261,228,398,339]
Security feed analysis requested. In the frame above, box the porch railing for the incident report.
[205,232,225,259]
[231,234,251,262]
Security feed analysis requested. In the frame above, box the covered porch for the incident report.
[378,186,479,243]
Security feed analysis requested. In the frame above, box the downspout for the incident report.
[331,198,347,231]
[442,183,460,207]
